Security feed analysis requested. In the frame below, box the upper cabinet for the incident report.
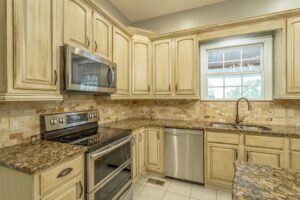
[64,0,92,52]
[93,12,112,60]
[174,35,198,95]
[0,0,63,101]
[113,27,131,95]
[287,17,300,93]
[131,35,152,95]
[152,39,172,95]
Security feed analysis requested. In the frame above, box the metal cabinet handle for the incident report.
[246,151,249,162]
[169,84,171,91]
[87,37,90,48]
[54,70,58,85]
[57,167,73,178]
[95,41,98,52]
[139,134,142,142]
[79,181,83,199]
[175,83,178,92]
[157,132,160,140]
[236,150,238,160]
[148,84,150,92]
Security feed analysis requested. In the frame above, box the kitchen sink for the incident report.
[211,122,271,131]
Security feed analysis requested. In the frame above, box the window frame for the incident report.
[200,36,273,101]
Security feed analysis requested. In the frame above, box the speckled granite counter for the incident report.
[0,140,87,174]
[101,118,300,138]
[233,161,300,200]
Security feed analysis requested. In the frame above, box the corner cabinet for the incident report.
[0,0,63,101]
[287,17,300,93]
[152,39,173,95]
[174,35,198,95]
[113,27,131,96]
[131,35,152,95]
[64,0,92,52]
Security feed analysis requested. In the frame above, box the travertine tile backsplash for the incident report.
[1,96,300,148]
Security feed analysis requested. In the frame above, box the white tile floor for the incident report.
[133,175,232,200]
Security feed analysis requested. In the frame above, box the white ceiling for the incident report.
[109,0,227,22]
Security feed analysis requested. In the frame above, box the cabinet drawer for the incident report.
[291,138,300,151]
[245,135,284,149]
[207,132,239,145]
[40,156,83,195]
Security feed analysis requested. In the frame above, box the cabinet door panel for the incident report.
[246,148,283,168]
[132,132,139,180]
[146,128,163,172]
[93,13,112,60]
[207,143,237,185]
[175,35,198,95]
[153,40,172,95]
[13,0,58,91]
[113,27,130,95]
[287,17,300,92]
[132,39,151,95]
[64,0,92,51]
[291,151,300,171]
[138,130,145,173]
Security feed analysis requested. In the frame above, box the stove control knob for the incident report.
[59,118,64,123]
[50,119,55,125]
[89,114,93,118]
[53,119,58,124]
[94,113,98,118]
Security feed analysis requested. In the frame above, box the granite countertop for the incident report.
[0,140,87,174]
[233,161,300,200]
[101,118,300,138]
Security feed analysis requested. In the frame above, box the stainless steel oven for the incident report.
[87,135,132,200]
[63,44,117,94]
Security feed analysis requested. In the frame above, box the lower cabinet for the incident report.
[245,147,284,168]
[145,127,164,172]
[290,151,300,170]
[132,128,146,182]
[206,143,238,186]
[0,155,84,200]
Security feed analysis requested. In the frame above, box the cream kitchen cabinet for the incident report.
[174,35,198,96]
[113,26,131,96]
[131,35,152,95]
[0,155,84,200]
[145,127,164,173]
[287,16,300,93]
[64,0,92,52]
[290,138,300,170]
[93,12,112,60]
[132,128,146,182]
[152,39,173,95]
[0,0,63,101]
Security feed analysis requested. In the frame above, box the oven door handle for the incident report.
[90,136,132,160]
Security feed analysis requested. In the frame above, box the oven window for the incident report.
[71,53,111,88]
[94,163,131,200]
[93,141,131,185]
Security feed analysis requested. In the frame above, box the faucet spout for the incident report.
[236,97,252,124]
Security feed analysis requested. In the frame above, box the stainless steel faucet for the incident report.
[236,97,252,124]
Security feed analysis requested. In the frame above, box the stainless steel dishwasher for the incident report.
[164,128,204,184]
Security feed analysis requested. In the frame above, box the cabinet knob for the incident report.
[87,37,90,48]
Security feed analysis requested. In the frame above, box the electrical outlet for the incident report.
[10,119,22,131]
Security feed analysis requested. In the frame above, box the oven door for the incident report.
[64,45,116,93]
[87,135,132,193]
[88,162,132,200]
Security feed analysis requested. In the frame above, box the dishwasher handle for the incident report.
[164,128,204,135]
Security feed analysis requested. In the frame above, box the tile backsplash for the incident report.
[1,96,300,148]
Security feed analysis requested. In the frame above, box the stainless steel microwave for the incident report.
[62,45,117,94]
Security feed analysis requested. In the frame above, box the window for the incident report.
[200,36,273,100]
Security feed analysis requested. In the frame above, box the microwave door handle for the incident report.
[90,136,131,160]
[110,66,115,88]
[107,67,112,87]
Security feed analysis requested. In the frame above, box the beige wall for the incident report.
[131,0,300,33]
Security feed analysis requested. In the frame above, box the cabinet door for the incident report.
[138,129,145,173]
[132,38,151,95]
[132,130,139,181]
[245,147,283,168]
[93,12,112,60]
[146,128,163,172]
[291,151,300,171]
[42,177,83,200]
[113,27,131,95]
[153,40,172,95]
[64,0,92,51]
[207,143,238,185]
[287,17,300,93]
[13,0,58,91]
[174,35,198,95]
